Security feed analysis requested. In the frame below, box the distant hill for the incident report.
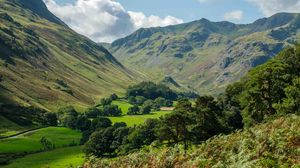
[0,0,137,111]
[108,13,300,95]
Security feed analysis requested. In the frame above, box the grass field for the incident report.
[112,100,133,115]
[0,116,35,137]
[3,146,85,168]
[109,111,172,127]
[0,127,81,154]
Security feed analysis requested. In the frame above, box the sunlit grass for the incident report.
[3,146,85,168]
[0,127,81,154]
[109,111,172,127]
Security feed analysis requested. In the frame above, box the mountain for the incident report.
[0,0,137,111]
[159,76,196,94]
[108,13,300,95]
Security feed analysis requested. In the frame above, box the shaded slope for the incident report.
[108,13,300,95]
[0,0,137,111]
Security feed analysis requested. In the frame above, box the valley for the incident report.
[0,0,299,168]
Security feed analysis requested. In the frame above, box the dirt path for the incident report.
[0,127,44,139]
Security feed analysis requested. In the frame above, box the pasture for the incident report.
[109,111,172,127]
[0,127,81,154]
[3,146,84,168]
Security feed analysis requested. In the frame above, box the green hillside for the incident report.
[0,0,137,111]
[108,13,300,95]
[86,114,300,168]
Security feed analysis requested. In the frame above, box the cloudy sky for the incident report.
[45,0,300,43]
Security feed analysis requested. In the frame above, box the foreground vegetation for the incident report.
[86,115,300,168]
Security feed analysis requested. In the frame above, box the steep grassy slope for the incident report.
[0,116,36,137]
[86,115,300,168]
[0,0,137,111]
[108,13,300,94]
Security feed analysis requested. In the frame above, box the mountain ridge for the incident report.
[107,12,300,94]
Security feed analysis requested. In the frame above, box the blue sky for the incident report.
[56,0,262,23]
[47,0,300,42]
[115,0,263,23]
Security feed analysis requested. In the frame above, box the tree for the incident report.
[165,100,173,107]
[195,96,221,115]
[85,107,101,118]
[127,105,140,115]
[103,105,122,116]
[158,110,193,151]
[57,106,78,128]
[113,122,127,128]
[143,99,158,110]
[76,115,91,131]
[57,106,78,117]
[275,77,300,115]
[174,99,193,112]
[140,104,151,114]
[61,115,77,129]
[221,82,244,130]
[128,96,136,105]
[126,82,178,100]
[91,117,112,131]
[42,112,57,126]
[84,127,115,156]
[40,137,54,150]
[192,96,225,143]
[111,127,130,152]
[154,97,167,107]
[157,99,193,151]
[110,94,118,101]
[101,98,112,106]
[126,119,158,151]
[135,96,146,105]
[240,60,289,126]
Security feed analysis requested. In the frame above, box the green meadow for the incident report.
[0,127,81,154]
[112,100,133,114]
[3,146,85,168]
[109,111,172,127]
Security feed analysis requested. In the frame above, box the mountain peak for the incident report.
[10,0,65,25]
[251,12,298,29]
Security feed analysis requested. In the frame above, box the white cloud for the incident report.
[248,0,300,16]
[128,11,183,28]
[224,10,244,21]
[44,0,183,42]
[197,0,219,4]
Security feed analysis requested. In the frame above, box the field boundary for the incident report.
[0,127,45,139]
